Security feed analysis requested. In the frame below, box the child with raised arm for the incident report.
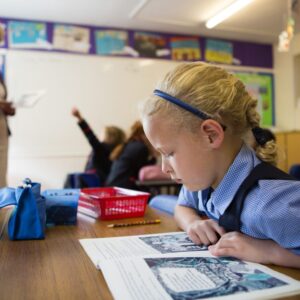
[71,107,125,183]
[140,62,300,268]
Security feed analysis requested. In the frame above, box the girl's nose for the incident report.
[161,157,172,174]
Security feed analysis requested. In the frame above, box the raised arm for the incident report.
[71,107,103,150]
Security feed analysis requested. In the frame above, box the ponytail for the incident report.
[251,127,278,166]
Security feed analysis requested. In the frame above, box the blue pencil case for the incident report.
[42,189,80,225]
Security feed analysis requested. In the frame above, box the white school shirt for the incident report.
[177,144,300,254]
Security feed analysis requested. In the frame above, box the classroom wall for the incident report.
[6,32,299,190]
[6,50,181,189]
[274,32,300,130]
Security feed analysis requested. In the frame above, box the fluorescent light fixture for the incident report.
[205,0,253,29]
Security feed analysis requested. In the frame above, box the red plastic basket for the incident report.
[78,187,150,220]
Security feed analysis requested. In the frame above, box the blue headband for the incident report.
[153,89,226,130]
[153,89,211,120]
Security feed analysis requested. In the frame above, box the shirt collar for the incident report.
[208,144,261,216]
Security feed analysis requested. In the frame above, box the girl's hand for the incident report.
[186,219,226,245]
[0,101,15,116]
[209,232,300,268]
[208,232,275,264]
[71,107,82,120]
[208,232,290,265]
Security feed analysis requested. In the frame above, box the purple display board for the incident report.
[0,16,273,68]
[0,54,5,78]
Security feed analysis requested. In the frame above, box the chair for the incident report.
[63,172,101,188]
[136,165,181,197]
[135,179,182,197]
[289,164,300,180]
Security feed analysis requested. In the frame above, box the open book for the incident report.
[80,232,300,300]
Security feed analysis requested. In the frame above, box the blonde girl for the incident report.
[140,62,300,268]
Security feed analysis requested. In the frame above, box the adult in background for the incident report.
[0,73,16,187]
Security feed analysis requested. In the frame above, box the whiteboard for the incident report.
[6,50,180,158]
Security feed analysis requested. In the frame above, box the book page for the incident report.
[101,254,300,300]
[79,232,207,269]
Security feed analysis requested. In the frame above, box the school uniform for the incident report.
[106,140,155,189]
[177,144,300,254]
[77,119,114,183]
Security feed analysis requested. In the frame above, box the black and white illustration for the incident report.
[139,232,207,253]
[145,256,288,300]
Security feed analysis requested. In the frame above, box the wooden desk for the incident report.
[0,207,299,300]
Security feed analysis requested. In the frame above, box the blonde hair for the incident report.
[110,120,153,161]
[140,62,277,165]
[104,126,126,147]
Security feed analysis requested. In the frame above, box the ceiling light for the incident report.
[205,0,253,29]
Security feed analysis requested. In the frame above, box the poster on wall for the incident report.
[53,25,90,53]
[170,36,201,61]
[133,32,169,58]
[0,22,6,47]
[234,72,274,126]
[8,21,50,49]
[95,30,129,55]
[205,39,233,65]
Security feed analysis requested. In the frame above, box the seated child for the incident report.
[72,107,125,183]
[105,120,156,189]
[140,62,300,268]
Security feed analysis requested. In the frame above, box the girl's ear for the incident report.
[200,119,224,149]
